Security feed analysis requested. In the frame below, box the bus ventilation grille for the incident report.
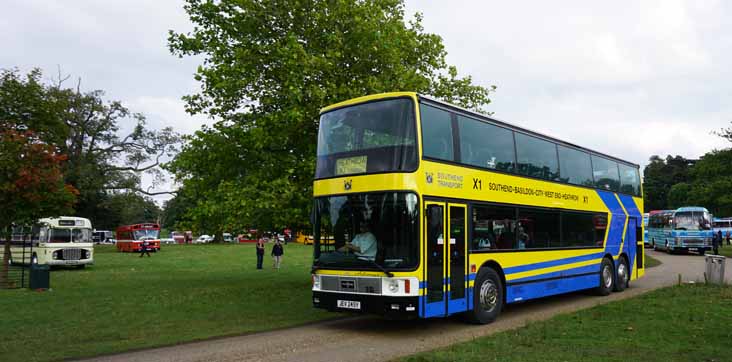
[61,249,82,261]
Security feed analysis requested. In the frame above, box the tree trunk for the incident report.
[1,228,12,288]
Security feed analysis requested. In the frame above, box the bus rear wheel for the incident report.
[596,258,614,296]
[613,257,629,292]
[467,267,503,324]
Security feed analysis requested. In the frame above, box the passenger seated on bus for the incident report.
[517,226,529,249]
[338,222,377,260]
[474,224,496,249]
[496,222,515,250]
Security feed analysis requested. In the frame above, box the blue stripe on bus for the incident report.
[506,272,598,303]
[597,190,625,215]
[503,252,605,275]
[597,190,626,256]
[507,263,599,285]
[617,194,641,218]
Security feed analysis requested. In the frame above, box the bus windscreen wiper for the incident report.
[357,256,394,277]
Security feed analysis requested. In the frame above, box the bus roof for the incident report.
[116,223,160,232]
[675,206,709,213]
[649,210,674,215]
[318,92,639,168]
[38,216,92,228]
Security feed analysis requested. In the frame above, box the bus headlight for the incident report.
[388,280,399,293]
[312,275,321,290]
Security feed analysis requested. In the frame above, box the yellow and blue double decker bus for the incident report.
[310,92,644,323]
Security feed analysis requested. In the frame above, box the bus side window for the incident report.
[420,104,454,161]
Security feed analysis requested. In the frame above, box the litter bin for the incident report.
[30,264,50,290]
[705,255,726,285]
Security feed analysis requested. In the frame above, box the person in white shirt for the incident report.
[338,222,377,259]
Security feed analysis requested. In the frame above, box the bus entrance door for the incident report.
[424,202,468,317]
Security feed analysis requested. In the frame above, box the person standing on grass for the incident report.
[712,230,720,255]
[139,239,152,257]
[272,239,284,269]
[726,230,731,246]
[256,238,265,269]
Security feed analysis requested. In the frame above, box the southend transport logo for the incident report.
[425,172,434,184]
[344,179,352,190]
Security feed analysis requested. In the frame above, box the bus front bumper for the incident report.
[313,291,419,319]
[46,259,94,266]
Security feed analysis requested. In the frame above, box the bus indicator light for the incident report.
[404,279,410,294]
[471,264,476,273]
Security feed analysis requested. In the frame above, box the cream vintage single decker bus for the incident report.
[7,216,94,267]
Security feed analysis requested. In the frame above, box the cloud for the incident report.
[4,0,732,202]
[129,96,212,135]
[405,0,732,167]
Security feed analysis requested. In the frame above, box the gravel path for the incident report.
[79,250,730,362]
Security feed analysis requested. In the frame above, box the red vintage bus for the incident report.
[116,223,161,252]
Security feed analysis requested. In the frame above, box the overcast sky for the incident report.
[3,1,731,203]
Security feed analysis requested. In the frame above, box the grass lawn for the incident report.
[0,243,339,362]
[398,283,732,362]
[717,244,732,258]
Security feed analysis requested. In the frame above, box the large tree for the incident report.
[0,68,179,225]
[0,129,77,286]
[642,155,695,211]
[168,0,496,235]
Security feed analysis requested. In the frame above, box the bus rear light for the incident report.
[404,279,410,294]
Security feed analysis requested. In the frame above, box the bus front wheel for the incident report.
[613,257,629,292]
[467,267,503,324]
[596,258,614,296]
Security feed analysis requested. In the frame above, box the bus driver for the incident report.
[338,222,377,260]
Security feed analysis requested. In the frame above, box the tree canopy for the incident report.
[1,128,77,285]
[167,0,496,235]
[0,68,179,229]
[644,121,732,216]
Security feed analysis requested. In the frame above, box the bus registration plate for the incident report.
[337,300,361,310]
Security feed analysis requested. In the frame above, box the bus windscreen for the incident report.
[315,98,417,178]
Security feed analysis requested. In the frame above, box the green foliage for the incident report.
[0,68,179,227]
[644,143,732,216]
[0,129,77,285]
[93,192,162,230]
[684,149,732,216]
[666,182,691,209]
[642,155,694,211]
[167,0,496,233]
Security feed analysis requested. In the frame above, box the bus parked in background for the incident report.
[6,216,94,267]
[115,223,161,252]
[713,218,732,243]
[647,210,672,250]
[311,92,644,324]
[92,230,114,244]
[647,207,713,255]
[642,213,649,247]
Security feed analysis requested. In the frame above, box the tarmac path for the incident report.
[79,249,730,362]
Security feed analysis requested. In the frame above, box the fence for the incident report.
[1,231,33,289]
